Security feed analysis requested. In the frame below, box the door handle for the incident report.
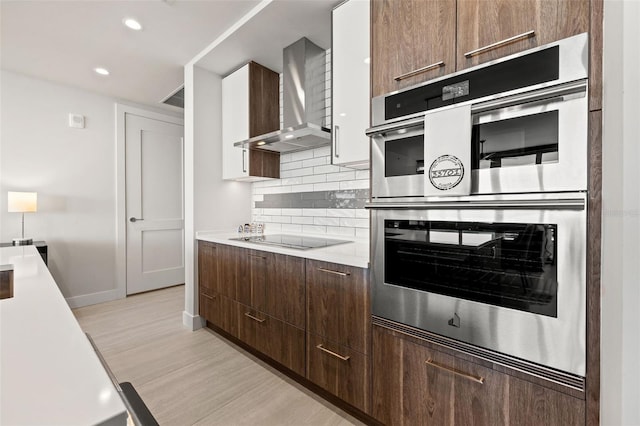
[129,217,144,223]
[334,125,340,158]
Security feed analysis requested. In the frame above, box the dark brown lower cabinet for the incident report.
[238,303,305,376]
[373,325,585,426]
[200,290,238,338]
[306,333,370,413]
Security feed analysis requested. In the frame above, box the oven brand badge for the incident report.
[428,155,464,191]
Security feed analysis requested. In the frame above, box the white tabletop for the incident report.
[0,245,128,426]
[196,230,370,269]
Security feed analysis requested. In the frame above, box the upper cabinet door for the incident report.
[371,0,456,98]
[456,0,589,71]
[332,0,371,169]
[222,64,250,180]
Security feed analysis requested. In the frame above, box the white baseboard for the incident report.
[65,289,124,309]
[183,311,204,331]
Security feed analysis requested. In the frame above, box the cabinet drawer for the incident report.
[372,324,584,426]
[306,333,370,414]
[306,260,370,354]
[238,305,305,376]
[201,291,238,338]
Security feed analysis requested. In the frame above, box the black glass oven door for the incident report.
[384,220,558,317]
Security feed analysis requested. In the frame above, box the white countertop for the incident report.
[0,245,128,426]
[196,231,370,269]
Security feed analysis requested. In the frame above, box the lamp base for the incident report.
[12,238,33,246]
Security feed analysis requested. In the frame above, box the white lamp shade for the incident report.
[7,192,37,213]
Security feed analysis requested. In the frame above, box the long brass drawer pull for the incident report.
[464,30,535,58]
[201,293,215,300]
[425,358,484,384]
[244,312,266,323]
[316,344,350,361]
[317,267,350,277]
[394,61,444,81]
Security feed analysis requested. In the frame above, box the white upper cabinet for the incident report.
[331,0,371,169]
[222,64,250,180]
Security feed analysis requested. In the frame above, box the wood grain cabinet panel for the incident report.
[456,0,589,70]
[198,241,218,293]
[373,325,585,426]
[371,0,456,97]
[216,244,239,299]
[265,254,306,329]
[306,333,370,413]
[306,260,370,354]
[236,249,268,312]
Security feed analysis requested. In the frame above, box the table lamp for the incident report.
[7,191,37,246]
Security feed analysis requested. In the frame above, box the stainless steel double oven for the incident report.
[366,33,589,378]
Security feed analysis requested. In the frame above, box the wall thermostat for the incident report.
[68,113,85,129]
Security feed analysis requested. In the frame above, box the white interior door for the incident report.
[125,113,184,295]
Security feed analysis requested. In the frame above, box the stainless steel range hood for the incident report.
[234,38,330,153]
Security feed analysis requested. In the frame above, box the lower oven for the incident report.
[368,192,586,377]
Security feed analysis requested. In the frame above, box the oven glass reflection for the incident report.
[385,220,558,317]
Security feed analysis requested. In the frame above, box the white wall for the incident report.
[182,64,252,329]
[601,1,640,424]
[0,70,181,307]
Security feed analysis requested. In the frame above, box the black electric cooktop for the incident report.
[229,234,352,250]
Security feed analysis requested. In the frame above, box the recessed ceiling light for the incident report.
[256,141,266,146]
[123,18,143,31]
[94,67,110,76]
[364,57,371,65]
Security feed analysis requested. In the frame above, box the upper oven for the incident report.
[367,33,589,200]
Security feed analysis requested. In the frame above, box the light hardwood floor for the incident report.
[73,285,364,426]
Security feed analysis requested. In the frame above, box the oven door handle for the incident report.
[366,79,587,137]
[366,116,425,137]
[365,198,585,210]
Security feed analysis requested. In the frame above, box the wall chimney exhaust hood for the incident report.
[234,38,330,153]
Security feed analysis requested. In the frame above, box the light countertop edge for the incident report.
[196,231,370,269]
[0,245,128,426]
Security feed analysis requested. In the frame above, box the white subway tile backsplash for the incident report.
[280,177,303,186]
[302,174,327,184]
[291,184,315,192]
[314,146,331,157]
[292,216,314,225]
[326,171,356,182]
[282,224,303,233]
[355,228,370,239]
[275,216,292,224]
[313,182,340,191]
[259,186,292,195]
[355,209,370,219]
[266,223,282,233]
[326,208,357,218]
[326,226,356,237]
[281,161,303,171]
[356,170,370,180]
[252,194,264,202]
[303,208,326,217]
[339,180,369,190]
[314,164,342,174]
[302,157,328,168]
[303,225,327,234]
[262,208,282,216]
[340,218,369,228]
[281,168,315,178]
[281,208,303,216]
[314,217,340,226]
[291,150,315,161]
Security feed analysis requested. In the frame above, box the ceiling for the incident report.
[0,0,338,111]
